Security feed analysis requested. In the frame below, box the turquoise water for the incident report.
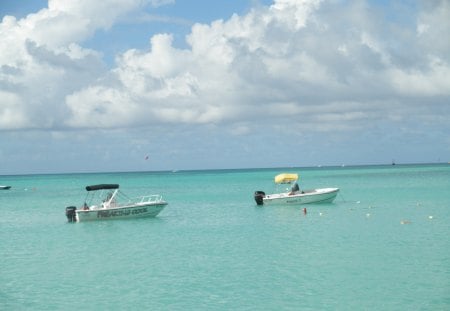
[1,164,449,310]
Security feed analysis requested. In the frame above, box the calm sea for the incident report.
[1,164,449,310]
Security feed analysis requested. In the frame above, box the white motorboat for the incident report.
[254,173,339,205]
[0,185,11,190]
[65,184,167,222]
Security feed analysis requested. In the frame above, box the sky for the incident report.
[0,0,449,175]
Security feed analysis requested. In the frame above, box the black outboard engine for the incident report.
[65,206,77,222]
[254,191,266,205]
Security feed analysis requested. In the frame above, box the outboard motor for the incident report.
[65,206,77,222]
[254,191,266,205]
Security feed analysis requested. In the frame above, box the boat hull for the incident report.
[75,202,167,222]
[263,188,339,205]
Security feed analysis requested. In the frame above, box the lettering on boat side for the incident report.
[286,199,300,203]
[97,208,148,218]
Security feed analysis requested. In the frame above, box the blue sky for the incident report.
[0,0,449,174]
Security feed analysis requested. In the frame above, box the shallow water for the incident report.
[1,164,449,310]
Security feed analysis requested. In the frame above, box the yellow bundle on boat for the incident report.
[274,173,299,184]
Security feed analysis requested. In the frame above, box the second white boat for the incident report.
[254,173,339,205]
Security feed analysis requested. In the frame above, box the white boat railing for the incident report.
[136,194,165,204]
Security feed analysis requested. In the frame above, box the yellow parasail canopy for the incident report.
[274,173,299,184]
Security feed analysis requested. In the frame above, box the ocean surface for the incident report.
[1,164,449,310]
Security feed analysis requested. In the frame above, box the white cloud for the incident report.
[389,56,450,96]
[0,0,150,130]
[1,0,449,136]
[0,91,28,129]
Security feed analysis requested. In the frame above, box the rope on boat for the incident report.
[338,192,347,202]
[338,192,361,204]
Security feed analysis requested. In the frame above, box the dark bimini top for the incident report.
[85,184,119,191]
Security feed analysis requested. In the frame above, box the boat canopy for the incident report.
[274,173,299,184]
[86,184,119,191]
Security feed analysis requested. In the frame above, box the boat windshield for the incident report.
[84,188,132,208]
